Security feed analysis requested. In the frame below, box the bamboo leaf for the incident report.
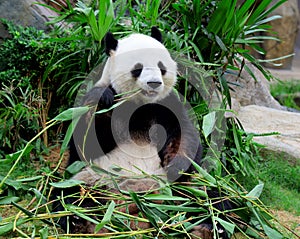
[95,200,115,232]
[66,161,87,175]
[39,226,48,239]
[0,175,23,190]
[262,224,283,239]
[0,196,19,205]
[189,159,216,184]
[174,185,208,197]
[50,179,85,188]
[67,204,100,225]
[53,106,89,122]
[246,183,264,199]
[95,100,126,114]
[215,217,235,234]
[2,145,33,164]
[147,203,206,212]
[29,188,47,204]
[144,194,189,201]
[202,111,216,138]
[0,218,28,236]
[60,114,80,154]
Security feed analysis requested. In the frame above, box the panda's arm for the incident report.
[158,93,202,182]
[82,85,116,108]
[68,85,117,165]
[163,117,202,182]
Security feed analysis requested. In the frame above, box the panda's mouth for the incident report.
[141,90,158,97]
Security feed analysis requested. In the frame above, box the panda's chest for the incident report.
[93,142,166,178]
[93,104,169,182]
[110,102,171,145]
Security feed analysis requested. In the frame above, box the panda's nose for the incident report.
[147,81,162,89]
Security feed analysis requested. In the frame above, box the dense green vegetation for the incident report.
[1,0,298,238]
[271,80,300,110]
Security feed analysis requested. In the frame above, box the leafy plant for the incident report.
[0,18,96,154]
[0,73,40,157]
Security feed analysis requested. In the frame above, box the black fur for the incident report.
[68,86,116,165]
[105,32,118,55]
[151,26,162,42]
[131,63,143,78]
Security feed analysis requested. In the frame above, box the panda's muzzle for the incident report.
[147,81,162,89]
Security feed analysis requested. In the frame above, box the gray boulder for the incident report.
[237,105,300,159]
[0,0,58,32]
[226,59,300,159]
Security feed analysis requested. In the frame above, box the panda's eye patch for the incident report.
[158,61,167,75]
[131,63,143,78]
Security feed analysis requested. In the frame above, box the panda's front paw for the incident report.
[190,224,213,239]
[191,223,229,239]
[82,87,114,107]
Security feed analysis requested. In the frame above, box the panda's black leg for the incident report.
[51,185,83,233]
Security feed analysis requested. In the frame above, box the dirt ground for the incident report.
[271,210,300,237]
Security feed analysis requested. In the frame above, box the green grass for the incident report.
[270,80,300,110]
[239,151,300,215]
[268,80,300,214]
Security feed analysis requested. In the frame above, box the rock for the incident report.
[237,105,300,159]
[263,0,299,69]
[226,59,284,111]
[0,0,93,40]
[227,54,300,158]
[0,0,57,33]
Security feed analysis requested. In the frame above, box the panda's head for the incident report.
[96,27,177,103]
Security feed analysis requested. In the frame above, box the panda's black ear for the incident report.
[151,26,162,43]
[105,32,118,56]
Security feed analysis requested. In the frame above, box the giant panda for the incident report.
[52,27,232,239]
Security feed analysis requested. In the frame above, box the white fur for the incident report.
[95,33,177,103]
[93,142,166,178]
[73,142,167,191]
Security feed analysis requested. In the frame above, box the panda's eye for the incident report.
[158,61,167,75]
[131,63,143,78]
